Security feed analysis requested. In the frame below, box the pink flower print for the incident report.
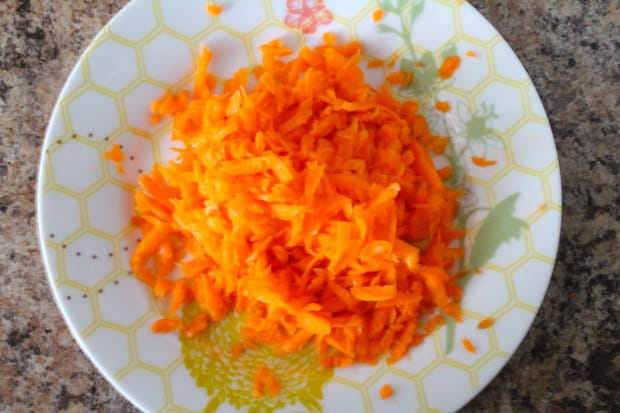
[284,0,334,34]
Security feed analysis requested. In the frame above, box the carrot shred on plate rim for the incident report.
[367,58,384,68]
[380,384,394,399]
[104,144,124,174]
[435,101,451,113]
[471,156,497,167]
[206,3,222,16]
[478,317,495,329]
[130,34,464,376]
[438,55,461,79]
[372,9,385,22]
[461,338,476,353]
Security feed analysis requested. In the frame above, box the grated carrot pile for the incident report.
[131,35,464,368]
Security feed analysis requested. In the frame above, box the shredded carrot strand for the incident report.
[183,313,210,338]
[322,32,336,46]
[372,9,385,22]
[478,317,495,329]
[461,338,476,353]
[386,52,399,68]
[131,36,463,369]
[466,50,477,58]
[151,318,183,333]
[380,384,394,399]
[206,3,222,16]
[367,58,384,68]
[104,144,124,174]
[471,156,497,167]
[438,166,452,180]
[435,101,451,113]
[438,56,461,79]
[387,71,405,84]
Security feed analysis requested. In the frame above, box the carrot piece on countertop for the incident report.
[466,50,478,58]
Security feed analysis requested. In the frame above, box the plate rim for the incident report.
[35,0,563,412]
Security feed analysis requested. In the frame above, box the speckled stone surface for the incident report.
[0,0,618,412]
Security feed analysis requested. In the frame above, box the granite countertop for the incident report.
[1,0,618,411]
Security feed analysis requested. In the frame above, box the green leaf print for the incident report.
[443,194,527,353]
[375,23,401,35]
[410,51,438,96]
[409,0,425,26]
[441,309,456,354]
[455,101,504,157]
[377,0,398,13]
[469,193,527,273]
[400,57,415,73]
[441,43,459,60]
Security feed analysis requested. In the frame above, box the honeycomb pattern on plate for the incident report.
[38,0,561,412]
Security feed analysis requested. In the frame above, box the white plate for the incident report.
[37,1,561,412]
